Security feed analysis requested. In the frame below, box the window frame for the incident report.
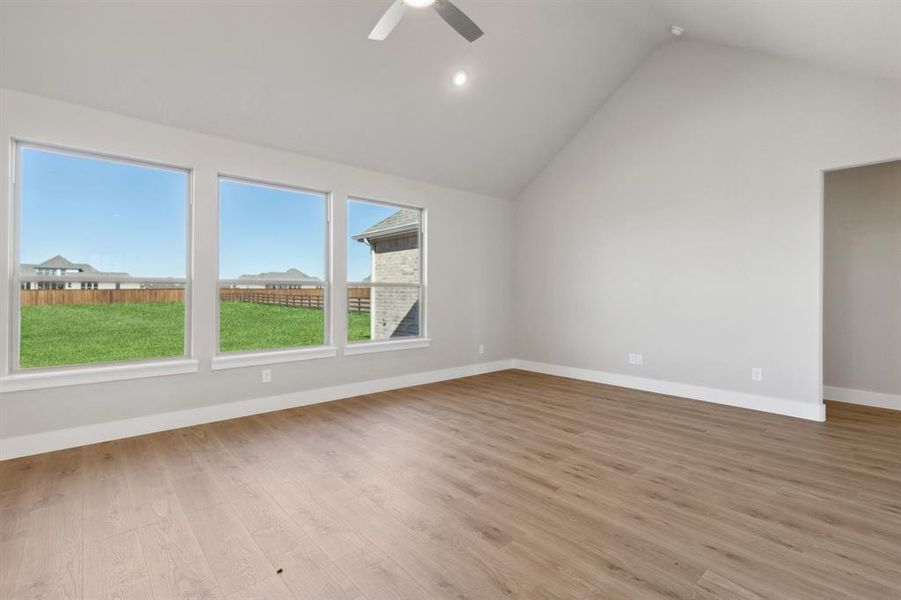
[6,140,196,380]
[345,195,428,352]
[212,174,336,370]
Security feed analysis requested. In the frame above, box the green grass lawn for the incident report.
[220,301,371,352]
[347,311,372,343]
[19,301,371,369]
[21,302,185,368]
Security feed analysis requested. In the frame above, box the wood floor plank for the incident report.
[12,500,83,600]
[0,536,27,599]
[82,442,138,543]
[272,546,365,600]
[138,501,223,600]
[183,501,273,596]
[120,436,179,528]
[227,575,295,600]
[252,462,370,562]
[224,469,324,561]
[3,371,901,598]
[84,531,154,600]
[334,545,430,600]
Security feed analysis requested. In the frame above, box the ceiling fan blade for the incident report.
[433,0,483,42]
[369,0,408,41]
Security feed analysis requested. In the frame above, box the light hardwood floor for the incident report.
[1,369,900,599]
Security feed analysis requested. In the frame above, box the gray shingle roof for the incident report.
[21,255,129,279]
[352,209,419,242]
[37,255,99,272]
[239,268,319,281]
[38,255,76,269]
[82,271,131,280]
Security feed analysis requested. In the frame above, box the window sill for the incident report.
[0,358,200,393]
[211,346,338,371]
[343,338,431,356]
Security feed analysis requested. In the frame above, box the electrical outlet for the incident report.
[751,367,762,382]
[478,344,485,355]
[262,368,272,383]
[629,353,644,366]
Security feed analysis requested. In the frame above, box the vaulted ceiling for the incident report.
[2,1,899,199]
[650,0,901,81]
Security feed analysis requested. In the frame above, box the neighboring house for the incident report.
[232,268,320,289]
[353,209,420,339]
[19,255,139,290]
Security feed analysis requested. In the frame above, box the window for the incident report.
[347,198,424,343]
[14,144,190,370]
[218,177,328,354]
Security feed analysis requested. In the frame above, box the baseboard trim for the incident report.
[0,357,832,460]
[512,359,826,422]
[824,386,901,411]
[0,359,515,460]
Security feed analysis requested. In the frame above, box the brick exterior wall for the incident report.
[371,233,420,339]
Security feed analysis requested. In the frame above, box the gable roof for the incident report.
[37,254,98,271]
[23,255,129,278]
[239,268,319,281]
[352,209,419,243]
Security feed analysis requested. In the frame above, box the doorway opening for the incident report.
[823,159,901,416]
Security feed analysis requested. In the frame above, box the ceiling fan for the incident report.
[369,0,484,43]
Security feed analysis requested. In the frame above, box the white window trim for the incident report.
[0,358,200,393]
[346,196,427,351]
[215,174,332,359]
[343,337,431,356]
[211,345,339,370]
[7,141,195,379]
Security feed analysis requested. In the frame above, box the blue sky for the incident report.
[348,200,398,282]
[219,179,326,279]
[20,147,402,282]
[20,148,187,277]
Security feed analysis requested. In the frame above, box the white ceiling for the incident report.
[0,1,667,199]
[650,0,901,82]
[2,1,899,199]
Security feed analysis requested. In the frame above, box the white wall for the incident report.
[5,39,901,454]
[824,161,901,397]
[514,41,901,413]
[0,89,514,444]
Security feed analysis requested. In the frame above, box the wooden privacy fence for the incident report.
[21,288,184,306]
[21,287,372,312]
[347,288,371,314]
[221,288,370,312]
[221,288,325,309]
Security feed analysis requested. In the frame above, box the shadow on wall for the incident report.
[358,208,422,339]
[372,288,419,339]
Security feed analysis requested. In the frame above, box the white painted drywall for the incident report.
[4,38,901,446]
[514,41,901,408]
[0,88,514,439]
[824,161,901,396]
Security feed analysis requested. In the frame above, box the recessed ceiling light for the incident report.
[670,25,684,37]
[403,0,435,7]
[452,70,468,87]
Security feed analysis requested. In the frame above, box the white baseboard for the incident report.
[824,386,901,411]
[0,357,832,460]
[512,359,826,422]
[0,359,514,461]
